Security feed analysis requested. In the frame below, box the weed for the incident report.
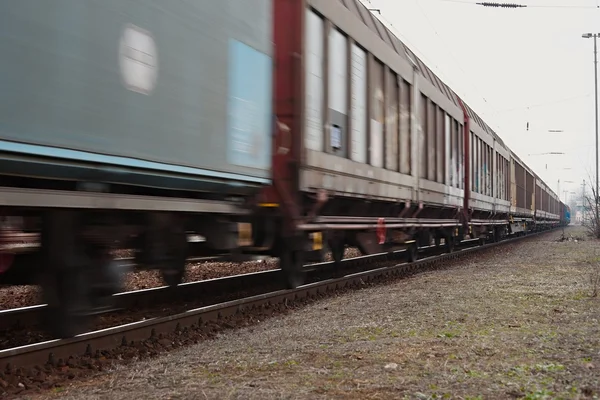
[521,389,554,399]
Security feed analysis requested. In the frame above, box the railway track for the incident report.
[0,255,238,329]
[0,230,556,373]
[0,247,447,332]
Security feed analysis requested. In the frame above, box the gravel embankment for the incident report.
[16,226,600,400]
[0,248,362,310]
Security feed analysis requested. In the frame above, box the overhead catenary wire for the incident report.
[495,93,593,113]
[437,0,600,8]
[476,2,526,7]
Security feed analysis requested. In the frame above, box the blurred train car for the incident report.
[560,203,571,226]
[0,0,278,337]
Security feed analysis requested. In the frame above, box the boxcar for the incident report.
[533,176,561,229]
[263,0,523,265]
[0,0,275,337]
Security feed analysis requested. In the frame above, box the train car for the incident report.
[564,205,571,225]
[0,1,275,337]
[533,176,561,230]
[509,151,536,234]
[261,0,526,281]
[462,102,512,242]
[559,202,571,226]
[260,0,570,282]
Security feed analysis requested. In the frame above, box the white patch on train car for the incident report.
[119,24,158,95]
[370,88,385,168]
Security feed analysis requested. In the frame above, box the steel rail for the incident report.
[0,228,560,370]
[0,250,406,330]
[0,238,507,331]
[0,254,263,329]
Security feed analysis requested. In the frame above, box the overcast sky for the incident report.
[361,0,599,203]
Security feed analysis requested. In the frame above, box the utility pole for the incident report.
[582,33,600,229]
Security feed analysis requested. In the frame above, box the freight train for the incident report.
[0,0,570,338]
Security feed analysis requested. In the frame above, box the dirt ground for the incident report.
[21,226,600,399]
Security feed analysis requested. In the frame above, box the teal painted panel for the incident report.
[227,39,272,170]
[0,0,273,182]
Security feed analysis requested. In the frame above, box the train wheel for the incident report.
[160,218,187,287]
[331,242,344,264]
[407,243,418,262]
[328,234,345,277]
[445,235,455,253]
[40,211,90,338]
[332,245,344,277]
[142,213,187,287]
[162,266,184,287]
[280,247,305,289]
[41,270,89,338]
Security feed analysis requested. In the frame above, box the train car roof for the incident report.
[341,0,560,196]
[341,0,508,147]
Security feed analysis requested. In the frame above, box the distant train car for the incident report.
[563,205,571,226]
[532,175,561,230]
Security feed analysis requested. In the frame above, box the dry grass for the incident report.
[24,227,600,400]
